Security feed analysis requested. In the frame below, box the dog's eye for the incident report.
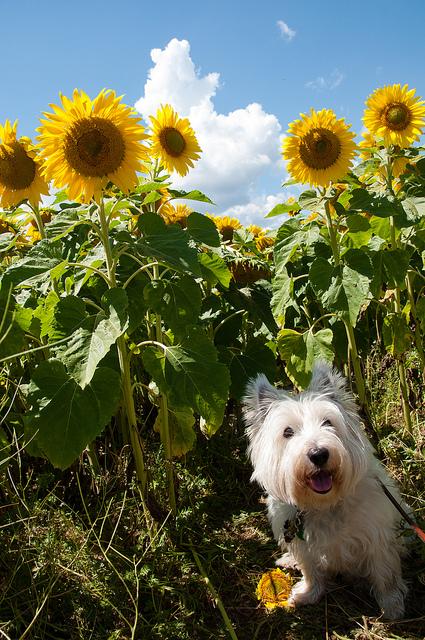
[283,426,294,438]
[322,419,332,427]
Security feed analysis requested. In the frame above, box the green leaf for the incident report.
[167,189,214,204]
[274,221,320,270]
[401,197,425,223]
[142,327,230,432]
[45,208,87,241]
[58,288,128,388]
[299,190,321,210]
[271,268,296,325]
[346,214,372,248]
[382,249,411,287]
[277,328,334,389]
[349,189,404,218]
[137,213,200,276]
[198,252,232,288]
[187,212,220,246]
[265,201,300,218]
[0,286,26,359]
[227,338,276,400]
[382,313,413,356]
[154,405,196,457]
[26,360,121,469]
[144,276,202,337]
[310,258,371,326]
[2,240,64,288]
[141,191,162,205]
[46,296,87,341]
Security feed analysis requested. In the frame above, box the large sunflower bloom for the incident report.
[149,104,201,176]
[37,89,150,202]
[283,109,356,187]
[363,84,425,148]
[0,120,49,208]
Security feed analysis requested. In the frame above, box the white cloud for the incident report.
[277,20,296,42]
[305,69,345,91]
[223,192,291,228]
[135,39,283,215]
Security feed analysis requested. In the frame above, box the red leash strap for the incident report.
[378,480,425,544]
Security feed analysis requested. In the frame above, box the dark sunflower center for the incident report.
[0,142,36,190]
[159,127,186,157]
[63,117,125,177]
[299,128,341,169]
[383,102,411,130]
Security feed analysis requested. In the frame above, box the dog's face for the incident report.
[243,363,373,509]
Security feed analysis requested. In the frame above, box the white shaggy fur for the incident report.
[243,362,408,619]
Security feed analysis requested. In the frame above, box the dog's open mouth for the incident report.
[307,470,333,494]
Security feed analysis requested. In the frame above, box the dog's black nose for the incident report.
[307,447,329,467]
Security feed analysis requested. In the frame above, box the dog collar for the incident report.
[283,509,305,543]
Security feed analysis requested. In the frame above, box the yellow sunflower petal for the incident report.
[0,120,49,208]
[37,89,150,203]
[363,84,425,148]
[149,104,201,177]
[282,108,356,187]
[256,569,293,610]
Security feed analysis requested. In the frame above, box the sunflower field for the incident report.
[0,85,424,639]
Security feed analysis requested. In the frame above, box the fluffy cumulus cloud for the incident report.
[223,192,290,228]
[135,39,284,221]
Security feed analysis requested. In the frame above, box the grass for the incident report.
[0,358,424,640]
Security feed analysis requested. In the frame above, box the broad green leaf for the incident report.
[309,258,371,326]
[274,221,320,270]
[277,328,334,389]
[3,240,64,288]
[382,249,411,288]
[144,276,202,337]
[382,313,413,356]
[45,209,87,241]
[346,214,372,248]
[167,189,214,204]
[58,288,128,388]
[271,268,296,325]
[348,189,404,218]
[227,338,277,400]
[401,197,425,223]
[46,295,87,341]
[142,327,230,432]
[198,252,232,288]
[187,212,220,247]
[154,405,196,457]
[26,360,121,469]
[141,191,162,205]
[266,201,301,218]
[299,190,321,210]
[137,212,200,276]
[136,180,170,194]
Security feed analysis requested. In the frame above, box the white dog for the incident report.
[243,362,407,619]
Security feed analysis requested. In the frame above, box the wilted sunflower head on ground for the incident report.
[37,89,150,203]
[282,108,356,188]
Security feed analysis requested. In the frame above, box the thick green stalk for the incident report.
[406,270,425,382]
[324,200,367,408]
[389,215,413,434]
[97,199,148,492]
[152,263,176,514]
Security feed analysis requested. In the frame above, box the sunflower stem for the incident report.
[30,205,47,240]
[324,199,368,410]
[97,197,148,494]
[152,263,176,514]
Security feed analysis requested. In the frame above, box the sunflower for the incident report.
[149,104,201,176]
[256,569,293,611]
[207,214,242,242]
[363,84,425,148]
[283,109,356,187]
[37,89,150,202]
[0,120,49,208]
[161,202,192,228]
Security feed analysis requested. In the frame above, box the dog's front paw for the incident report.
[376,587,406,620]
[288,578,325,607]
[275,553,298,569]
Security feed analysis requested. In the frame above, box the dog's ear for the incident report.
[243,374,280,435]
[308,361,356,410]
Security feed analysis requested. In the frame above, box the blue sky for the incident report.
[3,0,425,224]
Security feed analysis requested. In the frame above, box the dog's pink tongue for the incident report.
[310,471,332,494]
